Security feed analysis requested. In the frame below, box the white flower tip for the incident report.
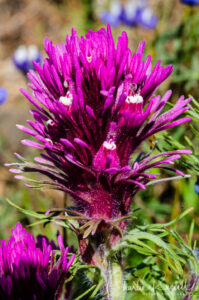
[46,119,55,126]
[103,140,116,150]
[87,56,92,63]
[16,124,22,129]
[126,94,143,104]
[59,91,73,106]
[45,138,53,144]
[63,81,69,88]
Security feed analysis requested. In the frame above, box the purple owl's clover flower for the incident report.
[8,25,192,263]
[0,223,75,300]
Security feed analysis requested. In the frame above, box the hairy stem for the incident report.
[104,256,124,300]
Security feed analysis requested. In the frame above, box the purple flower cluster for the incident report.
[101,0,158,29]
[0,223,75,300]
[11,26,191,226]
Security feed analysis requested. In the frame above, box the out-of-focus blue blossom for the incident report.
[0,88,8,105]
[194,181,199,194]
[121,1,138,26]
[136,7,158,29]
[181,0,199,5]
[101,0,122,27]
[194,248,199,261]
[13,45,42,74]
[101,0,158,29]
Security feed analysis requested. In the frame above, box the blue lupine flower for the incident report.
[0,88,8,105]
[101,0,122,26]
[122,0,147,26]
[194,181,199,194]
[136,6,158,29]
[121,1,138,26]
[101,0,158,29]
[181,0,199,5]
[194,248,199,259]
[13,45,42,74]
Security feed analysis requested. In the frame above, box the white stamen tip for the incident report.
[126,94,143,104]
[45,138,53,144]
[59,91,73,106]
[63,81,68,88]
[87,56,92,63]
[46,119,55,126]
[103,140,116,150]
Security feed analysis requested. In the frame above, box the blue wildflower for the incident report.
[101,0,122,26]
[194,181,199,194]
[121,1,138,26]
[0,88,8,105]
[136,6,158,29]
[181,0,199,5]
[194,248,199,259]
[13,45,42,74]
[101,0,158,29]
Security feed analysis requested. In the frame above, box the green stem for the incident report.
[104,256,125,300]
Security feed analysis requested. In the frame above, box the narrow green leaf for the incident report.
[6,198,46,219]
[88,279,104,299]
[74,285,96,300]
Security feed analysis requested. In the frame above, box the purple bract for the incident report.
[0,223,75,300]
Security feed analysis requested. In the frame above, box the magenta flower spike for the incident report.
[0,223,75,300]
[10,26,192,252]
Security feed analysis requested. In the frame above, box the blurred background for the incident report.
[0,0,199,279]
